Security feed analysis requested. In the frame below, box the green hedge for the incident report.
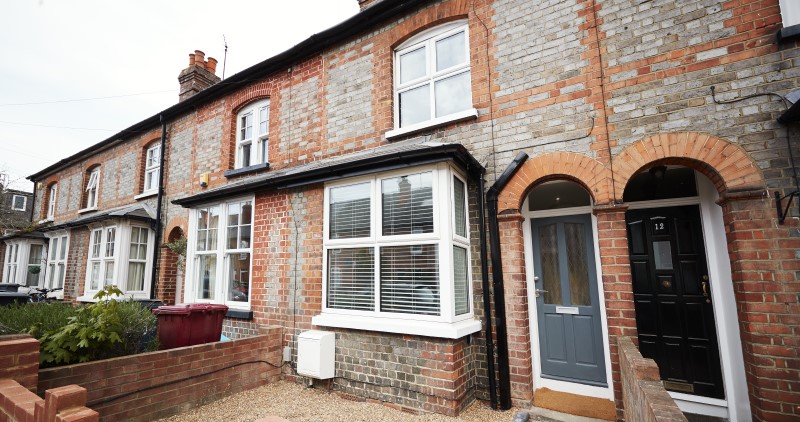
[0,287,158,367]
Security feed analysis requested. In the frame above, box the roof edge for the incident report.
[173,143,483,207]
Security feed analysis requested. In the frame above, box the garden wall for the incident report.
[37,327,283,421]
[618,336,687,422]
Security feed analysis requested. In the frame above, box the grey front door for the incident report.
[531,214,607,386]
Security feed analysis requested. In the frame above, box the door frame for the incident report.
[625,173,750,421]
[522,202,615,400]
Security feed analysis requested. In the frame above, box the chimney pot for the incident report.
[189,53,196,66]
[194,50,206,69]
[207,57,218,74]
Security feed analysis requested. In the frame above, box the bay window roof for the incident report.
[172,138,484,207]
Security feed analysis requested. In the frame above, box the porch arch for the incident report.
[497,152,612,213]
[613,132,765,198]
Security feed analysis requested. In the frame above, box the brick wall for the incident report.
[38,328,282,421]
[0,335,39,392]
[617,336,687,422]
[0,336,98,422]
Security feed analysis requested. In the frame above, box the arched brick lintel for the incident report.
[497,152,613,213]
[613,132,765,196]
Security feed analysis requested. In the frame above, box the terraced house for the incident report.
[4,0,799,420]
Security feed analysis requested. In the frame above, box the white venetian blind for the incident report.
[382,172,434,236]
[327,248,375,311]
[453,246,469,315]
[453,176,466,237]
[380,244,439,315]
[330,182,371,239]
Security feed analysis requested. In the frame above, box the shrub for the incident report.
[0,302,77,338]
[38,286,159,367]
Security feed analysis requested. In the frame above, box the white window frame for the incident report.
[46,184,57,220]
[2,242,19,284]
[235,99,270,169]
[780,0,800,27]
[143,144,161,194]
[3,240,48,287]
[11,194,27,211]
[388,21,477,139]
[84,168,100,210]
[313,163,480,338]
[184,197,254,310]
[45,231,69,295]
[80,221,154,301]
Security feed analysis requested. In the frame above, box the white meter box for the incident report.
[297,330,335,379]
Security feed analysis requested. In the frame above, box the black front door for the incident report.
[626,205,724,399]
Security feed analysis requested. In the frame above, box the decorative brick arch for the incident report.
[497,152,613,213]
[613,132,764,198]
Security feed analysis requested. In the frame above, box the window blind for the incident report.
[453,176,466,237]
[382,172,434,236]
[327,248,374,311]
[380,244,439,315]
[330,183,371,239]
[453,246,469,315]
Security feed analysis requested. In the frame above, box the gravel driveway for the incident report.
[159,380,524,422]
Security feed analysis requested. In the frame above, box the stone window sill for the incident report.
[225,309,254,320]
[224,162,270,178]
[385,108,478,140]
[311,313,481,339]
[134,191,158,200]
[77,207,98,215]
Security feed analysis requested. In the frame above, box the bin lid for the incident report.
[186,303,229,313]
[152,304,191,315]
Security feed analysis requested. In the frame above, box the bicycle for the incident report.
[26,286,64,303]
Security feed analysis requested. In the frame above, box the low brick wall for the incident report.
[0,380,99,422]
[618,337,687,422]
[0,335,40,392]
[38,326,283,421]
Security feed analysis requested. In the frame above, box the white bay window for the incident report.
[81,222,153,300]
[3,240,47,287]
[186,198,253,308]
[45,232,69,291]
[314,163,479,338]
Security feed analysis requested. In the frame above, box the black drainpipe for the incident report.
[477,170,498,410]
[486,151,528,410]
[149,115,168,300]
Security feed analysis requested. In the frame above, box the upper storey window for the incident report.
[143,144,161,194]
[11,195,26,211]
[389,21,475,138]
[46,183,57,220]
[235,99,270,169]
[84,167,100,209]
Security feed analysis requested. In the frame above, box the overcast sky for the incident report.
[0,0,359,192]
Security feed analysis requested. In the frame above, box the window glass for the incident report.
[453,246,469,315]
[144,145,160,192]
[12,195,26,210]
[382,172,434,236]
[399,47,426,84]
[197,255,217,300]
[453,176,466,237]
[26,245,43,287]
[565,222,590,306]
[327,248,375,311]
[434,71,471,117]
[380,244,439,315]
[47,184,57,218]
[227,253,250,302]
[399,85,431,127]
[435,31,466,71]
[539,223,562,305]
[330,182,371,239]
[127,227,148,291]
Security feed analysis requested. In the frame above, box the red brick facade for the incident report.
[19,0,800,419]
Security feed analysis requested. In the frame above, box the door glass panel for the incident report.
[653,241,673,270]
[539,224,562,305]
[565,223,590,306]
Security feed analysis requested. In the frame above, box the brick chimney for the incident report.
[178,50,221,102]
[357,0,383,10]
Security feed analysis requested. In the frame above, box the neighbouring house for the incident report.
[0,184,38,287]
[9,0,800,420]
